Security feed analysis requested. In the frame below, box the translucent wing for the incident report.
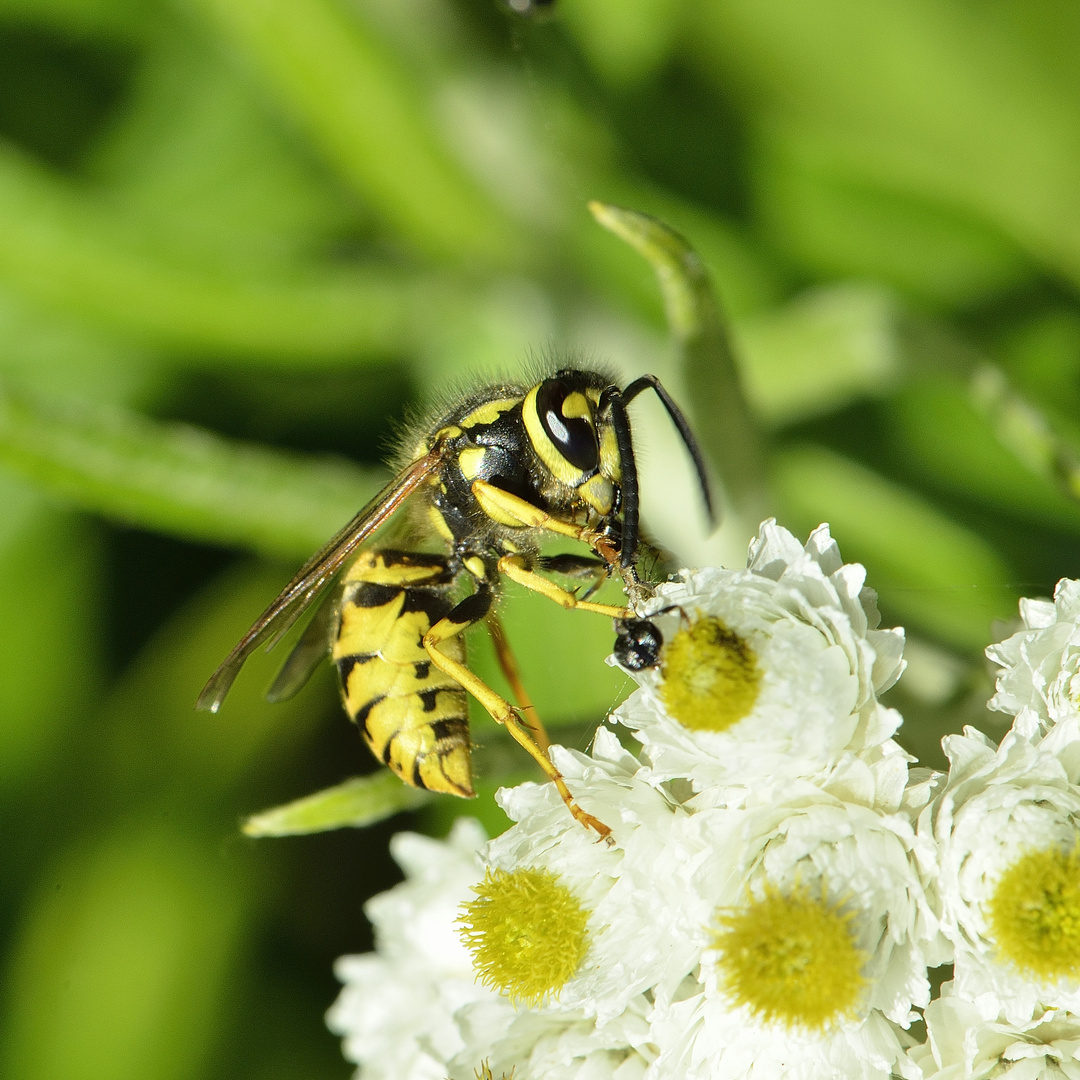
[263,584,340,704]
[196,448,447,713]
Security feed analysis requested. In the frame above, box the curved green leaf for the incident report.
[0,386,383,559]
[243,772,431,836]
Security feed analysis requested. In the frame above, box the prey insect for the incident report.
[197,368,712,840]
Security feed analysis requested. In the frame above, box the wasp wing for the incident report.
[264,582,341,704]
[196,448,446,713]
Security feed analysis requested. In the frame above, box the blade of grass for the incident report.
[0,385,384,559]
[0,144,422,361]
[185,0,520,264]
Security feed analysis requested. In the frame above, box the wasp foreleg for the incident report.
[498,554,630,619]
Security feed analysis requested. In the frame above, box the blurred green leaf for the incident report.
[99,563,338,804]
[185,0,519,264]
[0,0,155,39]
[91,21,363,275]
[773,444,1017,651]
[736,284,903,425]
[244,771,430,836]
[696,0,1080,289]
[561,0,688,87]
[0,825,250,1080]
[890,374,1080,533]
[0,475,102,789]
[0,386,383,559]
[752,122,1034,307]
[0,143,421,360]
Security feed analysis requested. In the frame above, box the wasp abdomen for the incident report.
[333,550,473,797]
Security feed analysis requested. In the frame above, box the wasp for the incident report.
[197,368,712,839]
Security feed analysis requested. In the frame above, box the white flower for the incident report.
[327,818,493,1080]
[987,579,1080,736]
[613,521,905,797]
[482,726,728,1024]
[649,988,916,1080]
[643,754,944,1080]
[909,980,1080,1079]
[919,722,1080,1024]
[329,810,657,1080]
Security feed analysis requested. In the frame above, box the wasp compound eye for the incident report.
[536,378,599,473]
[614,618,663,671]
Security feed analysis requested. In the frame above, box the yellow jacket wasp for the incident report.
[198,367,712,839]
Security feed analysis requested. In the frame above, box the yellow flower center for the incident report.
[710,883,868,1031]
[986,843,1080,980]
[474,1064,514,1080]
[458,867,590,1007]
[660,616,762,732]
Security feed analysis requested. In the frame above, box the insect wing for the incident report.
[264,582,340,704]
[196,449,446,713]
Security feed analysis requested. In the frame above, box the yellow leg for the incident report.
[471,478,623,560]
[423,610,613,843]
[485,610,550,752]
[498,554,631,619]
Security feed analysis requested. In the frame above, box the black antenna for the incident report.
[621,374,716,527]
[599,386,641,568]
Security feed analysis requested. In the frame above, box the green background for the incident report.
[2,1,1080,1077]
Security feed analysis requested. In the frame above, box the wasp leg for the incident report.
[537,553,609,601]
[484,609,549,752]
[498,554,630,619]
[422,589,613,842]
[471,479,620,565]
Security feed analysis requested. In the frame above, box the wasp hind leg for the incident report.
[422,587,613,843]
[485,609,549,752]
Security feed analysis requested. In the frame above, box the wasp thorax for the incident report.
[458,867,590,1006]
[987,842,1080,980]
[710,882,869,1032]
[660,616,761,732]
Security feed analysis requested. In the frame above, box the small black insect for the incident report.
[614,618,663,671]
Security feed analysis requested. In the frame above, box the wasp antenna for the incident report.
[621,374,716,528]
[599,386,641,568]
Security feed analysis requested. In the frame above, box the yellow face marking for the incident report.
[464,555,487,579]
[578,474,614,515]
[458,446,487,482]
[599,425,621,481]
[459,398,520,428]
[560,391,591,420]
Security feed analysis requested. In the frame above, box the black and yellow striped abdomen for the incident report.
[333,550,473,797]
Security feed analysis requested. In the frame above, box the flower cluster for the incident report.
[329,522,1080,1080]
